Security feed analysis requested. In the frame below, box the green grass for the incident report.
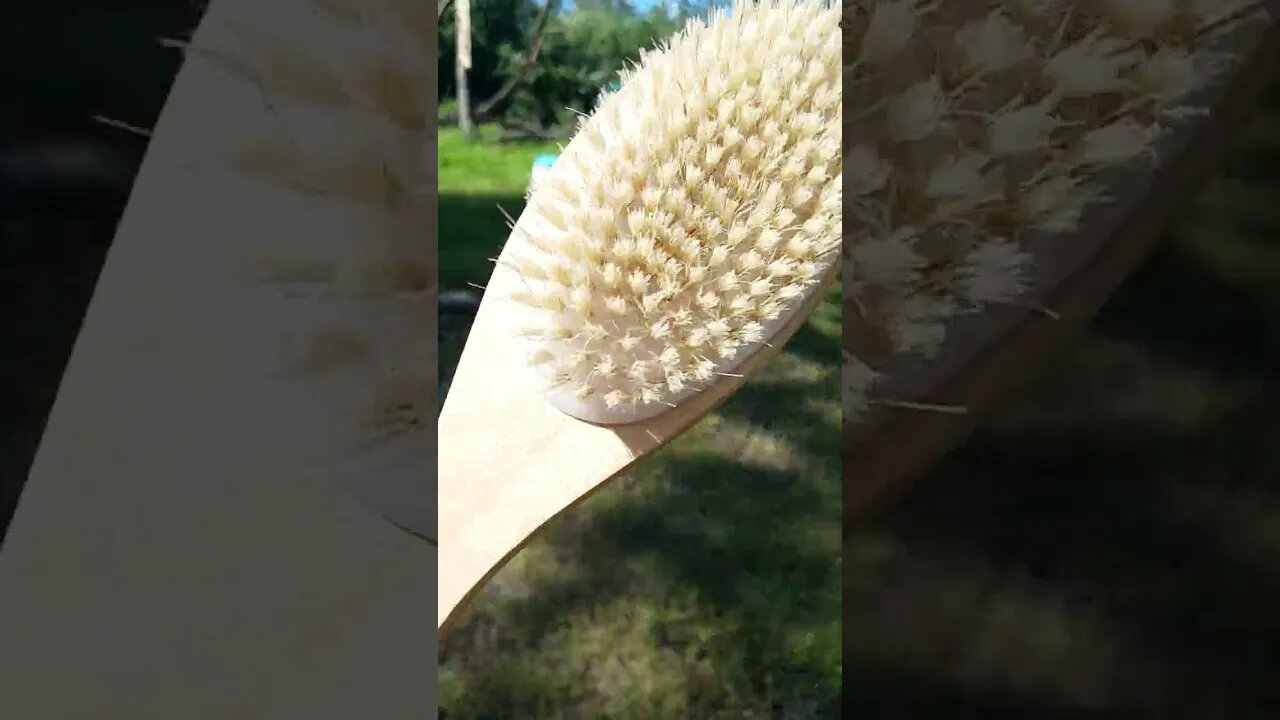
[438,124,842,717]
[846,81,1280,717]
[438,125,560,290]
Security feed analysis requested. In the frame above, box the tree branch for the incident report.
[474,0,560,119]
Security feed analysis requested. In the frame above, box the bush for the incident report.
[441,3,682,131]
[502,9,680,129]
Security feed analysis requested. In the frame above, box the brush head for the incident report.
[841,0,1271,423]
[506,0,843,425]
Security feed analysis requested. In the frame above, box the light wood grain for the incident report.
[438,221,838,636]
[0,1,433,716]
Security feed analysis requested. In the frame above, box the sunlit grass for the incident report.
[438,125,560,195]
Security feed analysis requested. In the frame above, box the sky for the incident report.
[556,0,678,13]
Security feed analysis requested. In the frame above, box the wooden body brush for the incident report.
[438,0,842,635]
[839,0,1280,515]
[0,0,434,715]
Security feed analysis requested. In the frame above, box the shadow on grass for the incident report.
[846,661,1146,720]
[766,285,843,370]
[1092,245,1271,381]
[439,192,526,290]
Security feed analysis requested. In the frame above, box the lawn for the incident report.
[845,80,1280,716]
[437,125,560,290]
[437,125,843,717]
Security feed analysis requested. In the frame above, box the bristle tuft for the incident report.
[512,0,842,419]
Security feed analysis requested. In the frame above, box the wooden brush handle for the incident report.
[438,257,840,638]
[436,416,637,636]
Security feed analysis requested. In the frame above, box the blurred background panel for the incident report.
[847,76,1280,719]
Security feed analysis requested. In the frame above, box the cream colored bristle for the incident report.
[509,0,842,423]
[842,0,1269,421]
[187,0,432,445]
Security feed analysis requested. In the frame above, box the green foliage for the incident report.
[441,2,683,130]
[504,9,681,129]
[438,0,538,102]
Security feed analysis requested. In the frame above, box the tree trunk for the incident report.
[441,0,559,131]
[455,0,475,139]
[456,63,473,139]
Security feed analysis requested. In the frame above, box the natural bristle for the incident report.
[841,0,1269,422]
[508,0,842,422]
